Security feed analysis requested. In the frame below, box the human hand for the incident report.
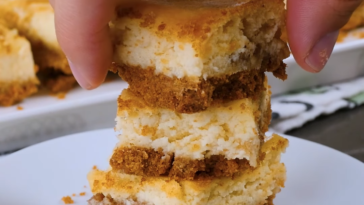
[287,0,363,73]
[50,0,363,90]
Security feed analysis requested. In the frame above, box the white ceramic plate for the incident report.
[0,129,363,205]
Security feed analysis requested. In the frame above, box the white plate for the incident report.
[0,129,363,205]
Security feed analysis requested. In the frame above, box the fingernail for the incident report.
[67,59,93,90]
[305,31,339,72]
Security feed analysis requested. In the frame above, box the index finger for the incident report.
[51,0,116,89]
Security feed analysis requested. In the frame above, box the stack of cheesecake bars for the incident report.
[88,0,290,204]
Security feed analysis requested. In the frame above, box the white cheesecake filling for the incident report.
[115,87,270,166]
[113,17,253,79]
[0,26,36,82]
[111,0,287,79]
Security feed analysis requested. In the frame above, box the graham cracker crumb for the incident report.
[79,192,86,196]
[61,196,74,204]
[17,106,23,110]
[92,165,98,170]
[56,92,66,99]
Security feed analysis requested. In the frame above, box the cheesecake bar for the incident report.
[0,24,39,106]
[341,2,364,31]
[0,0,77,93]
[110,76,271,180]
[110,0,290,113]
[89,134,288,205]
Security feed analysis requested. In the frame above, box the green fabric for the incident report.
[348,92,364,105]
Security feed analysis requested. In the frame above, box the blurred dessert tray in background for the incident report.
[269,28,364,95]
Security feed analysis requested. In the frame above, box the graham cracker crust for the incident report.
[0,79,39,106]
[44,75,77,93]
[32,45,77,93]
[109,146,254,180]
[111,63,283,113]
[32,45,72,75]
[37,69,77,93]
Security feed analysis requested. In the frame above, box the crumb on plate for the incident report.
[17,106,23,110]
[80,192,86,196]
[92,165,98,170]
[56,92,66,99]
[61,196,74,204]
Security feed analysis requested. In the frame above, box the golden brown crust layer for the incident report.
[90,194,149,205]
[89,193,276,205]
[109,146,253,180]
[0,79,39,106]
[265,194,276,205]
[114,0,288,55]
[111,63,282,113]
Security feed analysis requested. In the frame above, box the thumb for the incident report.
[287,0,363,73]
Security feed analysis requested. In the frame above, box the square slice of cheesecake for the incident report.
[89,134,288,205]
[109,76,271,180]
[110,0,289,113]
[0,0,77,93]
[0,24,39,106]
[341,2,364,31]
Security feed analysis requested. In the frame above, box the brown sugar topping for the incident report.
[110,146,254,180]
[61,196,74,204]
